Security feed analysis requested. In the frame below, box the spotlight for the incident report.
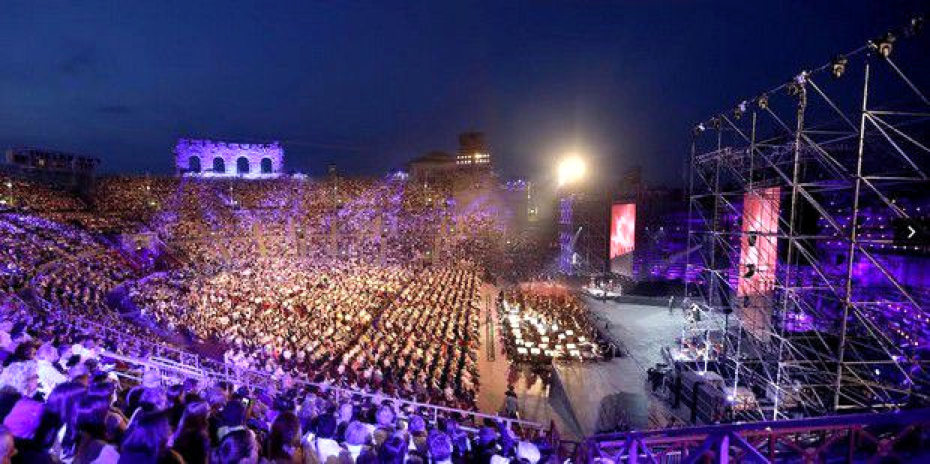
[733,101,747,120]
[556,156,587,187]
[710,117,721,130]
[870,32,896,58]
[831,54,848,79]
[757,94,769,110]
[795,72,807,85]
[785,72,807,96]
[904,16,923,37]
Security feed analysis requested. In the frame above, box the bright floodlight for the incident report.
[557,156,587,186]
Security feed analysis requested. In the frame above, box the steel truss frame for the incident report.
[685,17,930,421]
[583,407,930,463]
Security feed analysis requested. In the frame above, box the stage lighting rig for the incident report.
[757,93,769,110]
[831,54,848,79]
[733,101,748,120]
[693,123,706,136]
[870,32,896,58]
[786,72,807,97]
[904,16,923,38]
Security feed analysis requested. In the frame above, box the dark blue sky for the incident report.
[0,1,922,184]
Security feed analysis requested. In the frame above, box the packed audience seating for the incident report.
[0,173,564,461]
[126,261,483,408]
[0,214,100,292]
[0,174,85,213]
[0,292,553,463]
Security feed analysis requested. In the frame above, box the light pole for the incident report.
[556,155,587,274]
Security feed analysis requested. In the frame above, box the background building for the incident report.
[407,150,457,183]
[174,139,284,178]
[3,146,100,190]
[455,132,492,171]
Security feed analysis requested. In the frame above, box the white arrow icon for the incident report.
[907,226,916,239]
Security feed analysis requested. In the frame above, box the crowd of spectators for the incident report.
[0,292,553,463]
[126,261,482,410]
[0,175,85,213]
[0,170,620,464]
[0,214,100,292]
[1,175,523,401]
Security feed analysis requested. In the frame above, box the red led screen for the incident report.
[738,187,780,340]
[737,187,780,297]
[610,203,636,259]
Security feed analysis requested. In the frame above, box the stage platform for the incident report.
[517,299,687,436]
[581,286,623,298]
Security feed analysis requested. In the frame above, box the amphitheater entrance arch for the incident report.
[260,157,273,174]
[188,156,201,173]
[237,157,250,175]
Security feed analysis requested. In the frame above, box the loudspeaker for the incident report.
[779,190,823,265]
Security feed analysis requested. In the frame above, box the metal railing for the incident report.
[583,407,930,463]
[31,293,207,368]
[97,348,547,437]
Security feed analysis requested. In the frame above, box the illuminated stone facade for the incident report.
[174,139,284,178]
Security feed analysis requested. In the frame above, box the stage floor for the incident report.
[507,298,687,437]
[585,297,685,371]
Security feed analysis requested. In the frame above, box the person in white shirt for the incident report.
[302,414,341,464]
[0,360,39,397]
[35,342,67,396]
[517,441,541,464]
[0,322,14,352]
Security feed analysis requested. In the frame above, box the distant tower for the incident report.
[455,132,491,171]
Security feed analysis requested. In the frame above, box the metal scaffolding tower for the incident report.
[686,16,930,420]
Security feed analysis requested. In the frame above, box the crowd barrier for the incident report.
[582,407,930,463]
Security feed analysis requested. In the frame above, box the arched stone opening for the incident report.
[260,157,273,174]
[237,157,250,174]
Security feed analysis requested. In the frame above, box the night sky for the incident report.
[0,1,923,185]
